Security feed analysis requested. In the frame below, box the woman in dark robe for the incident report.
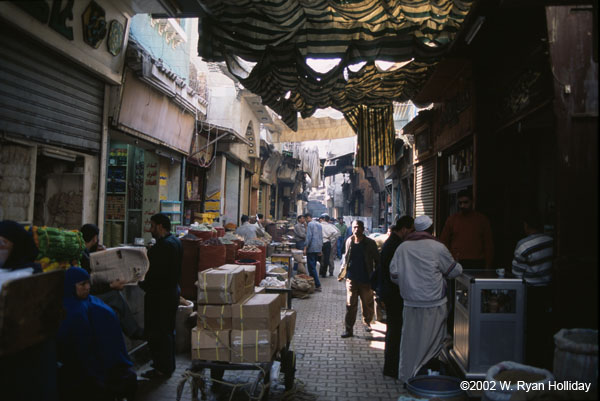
[58,267,137,401]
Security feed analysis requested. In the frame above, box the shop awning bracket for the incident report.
[189,122,250,157]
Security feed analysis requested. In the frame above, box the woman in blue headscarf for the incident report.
[58,267,137,401]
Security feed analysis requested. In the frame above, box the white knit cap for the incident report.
[414,215,433,231]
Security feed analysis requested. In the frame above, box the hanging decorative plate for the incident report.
[107,20,125,56]
[81,1,107,49]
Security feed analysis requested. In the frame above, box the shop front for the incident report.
[103,131,185,246]
[0,1,131,227]
[409,62,475,234]
[104,41,202,244]
[183,130,216,225]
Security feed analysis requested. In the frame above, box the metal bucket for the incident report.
[406,375,466,400]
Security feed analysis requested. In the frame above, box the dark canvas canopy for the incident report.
[196,0,474,132]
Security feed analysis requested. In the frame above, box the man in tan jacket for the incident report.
[338,220,380,338]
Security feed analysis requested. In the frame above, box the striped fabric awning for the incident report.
[197,0,474,132]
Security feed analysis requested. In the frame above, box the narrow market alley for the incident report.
[0,2,598,401]
[136,261,409,401]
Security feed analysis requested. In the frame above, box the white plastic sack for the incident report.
[554,328,598,385]
[89,246,149,285]
[483,361,553,401]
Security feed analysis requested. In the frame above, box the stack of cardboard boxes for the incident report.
[192,264,297,363]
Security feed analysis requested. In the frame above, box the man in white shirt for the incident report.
[319,215,340,277]
[235,215,265,241]
[389,215,462,383]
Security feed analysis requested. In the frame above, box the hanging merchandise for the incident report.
[345,104,396,167]
[299,147,321,188]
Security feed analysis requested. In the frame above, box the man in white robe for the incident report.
[389,215,463,383]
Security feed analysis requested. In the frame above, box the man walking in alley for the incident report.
[304,213,323,292]
[293,215,307,250]
[440,189,494,269]
[376,216,414,379]
[339,220,380,338]
[335,219,347,259]
[390,215,462,383]
[320,214,339,277]
[139,214,183,379]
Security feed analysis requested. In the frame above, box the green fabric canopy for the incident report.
[197,0,474,133]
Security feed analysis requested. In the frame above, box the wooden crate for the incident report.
[0,270,65,357]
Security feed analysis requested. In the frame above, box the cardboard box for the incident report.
[197,266,245,304]
[197,304,232,330]
[277,312,287,350]
[282,309,297,342]
[232,293,281,331]
[275,292,287,310]
[89,246,149,285]
[219,264,255,296]
[191,327,230,362]
[231,329,277,363]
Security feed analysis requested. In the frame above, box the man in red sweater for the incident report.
[440,189,494,269]
[441,189,493,336]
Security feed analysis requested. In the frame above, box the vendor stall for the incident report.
[450,270,526,379]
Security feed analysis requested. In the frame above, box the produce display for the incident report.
[245,239,267,246]
[198,238,226,271]
[27,226,86,272]
[222,232,243,241]
[189,222,215,232]
[201,238,223,246]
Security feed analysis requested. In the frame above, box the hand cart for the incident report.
[177,341,296,401]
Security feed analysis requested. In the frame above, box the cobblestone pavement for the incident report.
[135,260,409,401]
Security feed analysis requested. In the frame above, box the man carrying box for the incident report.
[139,214,183,379]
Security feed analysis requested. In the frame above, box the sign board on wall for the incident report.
[142,151,159,243]
[117,70,196,155]
[0,1,130,85]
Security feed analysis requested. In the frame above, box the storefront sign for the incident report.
[117,69,196,155]
[107,20,124,56]
[82,1,107,49]
[142,153,159,240]
[440,89,471,128]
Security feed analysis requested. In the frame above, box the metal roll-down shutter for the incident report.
[415,157,435,219]
[0,23,104,153]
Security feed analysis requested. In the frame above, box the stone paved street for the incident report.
[135,261,409,401]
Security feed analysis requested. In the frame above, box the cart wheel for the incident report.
[282,350,296,391]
